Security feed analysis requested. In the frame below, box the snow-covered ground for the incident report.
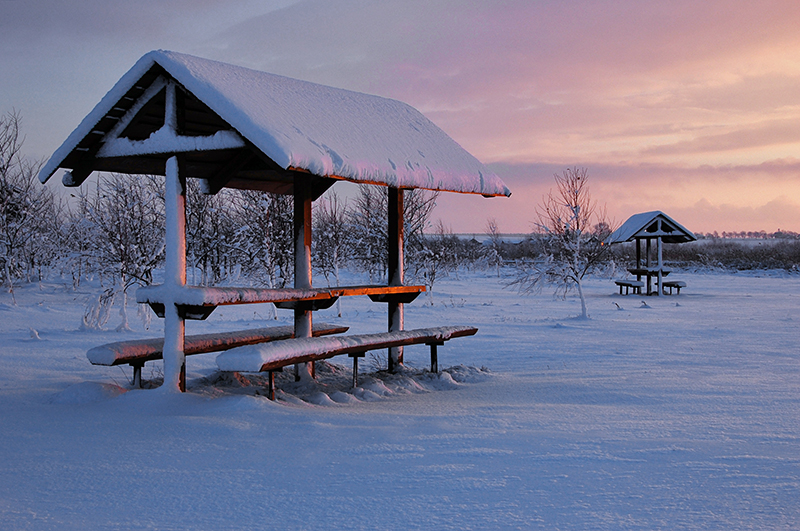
[1,270,798,530]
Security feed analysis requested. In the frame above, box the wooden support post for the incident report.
[656,233,663,297]
[430,343,439,373]
[635,239,642,282]
[350,353,364,388]
[293,178,314,381]
[645,238,652,295]
[131,362,143,388]
[387,187,404,373]
[163,153,187,392]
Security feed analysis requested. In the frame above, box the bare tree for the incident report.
[349,184,439,282]
[0,111,60,304]
[349,184,387,282]
[232,190,294,287]
[409,219,461,302]
[185,180,238,286]
[511,167,613,319]
[313,190,350,317]
[485,217,503,276]
[83,174,165,330]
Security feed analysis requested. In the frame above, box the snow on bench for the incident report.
[615,279,644,295]
[137,284,425,319]
[87,322,349,387]
[662,280,686,295]
[216,325,479,399]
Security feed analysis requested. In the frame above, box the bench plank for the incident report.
[217,326,478,373]
[87,322,349,366]
[137,284,425,307]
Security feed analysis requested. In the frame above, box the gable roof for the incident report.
[606,211,696,244]
[38,50,510,197]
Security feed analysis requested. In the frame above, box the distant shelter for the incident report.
[607,211,696,295]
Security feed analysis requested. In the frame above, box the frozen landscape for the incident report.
[1,269,798,529]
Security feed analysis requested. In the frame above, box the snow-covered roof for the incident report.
[39,50,510,197]
[606,211,696,244]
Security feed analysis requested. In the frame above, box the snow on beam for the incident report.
[97,129,245,158]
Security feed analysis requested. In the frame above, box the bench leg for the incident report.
[268,370,275,401]
[131,362,143,388]
[429,343,440,373]
[349,353,365,388]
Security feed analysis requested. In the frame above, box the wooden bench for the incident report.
[87,322,349,387]
[615,280,644,295]
[661,280,686,295]
[216,325,479,400]
[137,284,426,319]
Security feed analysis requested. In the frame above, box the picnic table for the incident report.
[627,267,671,295]
[39,50,508,396]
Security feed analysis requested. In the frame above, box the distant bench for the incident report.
[615,279,644,295]
[216,325,479,400]
[662,280,686,295]
[87,322,349,388]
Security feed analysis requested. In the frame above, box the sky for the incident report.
[2,0,799,234]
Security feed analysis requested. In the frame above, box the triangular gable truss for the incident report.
[630,214,690,241]
[56,67,333,198]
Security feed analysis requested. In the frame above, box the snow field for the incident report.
[0,270,798,529]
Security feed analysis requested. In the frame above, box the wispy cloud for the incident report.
[3,0,798,231]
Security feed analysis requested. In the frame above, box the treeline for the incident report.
[491,236,800,272]
[619,240,800,271]
[695,230,800,240]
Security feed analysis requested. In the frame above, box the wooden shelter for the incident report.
[606,211,696,295]
[39,50,510,392]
